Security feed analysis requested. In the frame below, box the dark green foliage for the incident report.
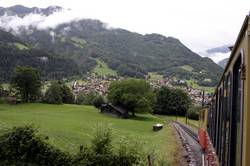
[91,126,112,155]
[154,86,191,116]
[0,30,80,83]
[0,126,72,166]
[92,95,105,108]
[11,67,42,102]
[0,85,3,97]
[60,84,74,104]
[78,92,105,107]
[108,79,155,117]
[83,92,99,105]
[73,126,144,166]
[187,105,201,120]
[44,82,74,104]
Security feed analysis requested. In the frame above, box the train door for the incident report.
[230,57,243,166]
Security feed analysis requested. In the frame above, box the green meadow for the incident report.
[92,59,117,76]
[0,103,179,164]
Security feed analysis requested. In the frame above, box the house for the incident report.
[100,103,129,119]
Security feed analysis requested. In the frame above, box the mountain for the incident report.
[0,5,63,16]
[0,30,79,82]
[206,45,231,54]
[218,58,229,68]
[0,5,223,86]
[203,45,231,64]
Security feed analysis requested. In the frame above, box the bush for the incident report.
[44,82,74,104]
[83,92,97,105]
[187,105,201,120]
[81,92,105,107]
[0,126,72,166]
[73,125,144,166]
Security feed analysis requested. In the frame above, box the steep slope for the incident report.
[0,5,223,86]
[0,30,79,82]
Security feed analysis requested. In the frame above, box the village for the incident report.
[71,75,212,106]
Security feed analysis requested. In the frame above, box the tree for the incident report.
[11,67,41,102]
[107,79,155,117]
[44,82,74,104]
[44,82,63,104]
[0,85,3,97]
[154,86,191,116]
[60,84,74,104]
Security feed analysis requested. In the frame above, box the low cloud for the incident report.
[0,8,90,33]
[199,51,231,63]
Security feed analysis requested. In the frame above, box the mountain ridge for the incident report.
[0,5,223,86]
[0,5,63,16]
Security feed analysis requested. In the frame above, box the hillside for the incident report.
[0,30,79,82]
[218,58,229,68]
[0,5,223,86]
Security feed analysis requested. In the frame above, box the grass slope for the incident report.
[14,42,29,50]
[180,65,193,72]
[0,103,178,163]
[93,59,117,76]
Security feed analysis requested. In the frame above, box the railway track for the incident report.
[172,121,202,166]
[175,121,198,142]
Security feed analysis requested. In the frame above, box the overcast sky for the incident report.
[0,0,250,54]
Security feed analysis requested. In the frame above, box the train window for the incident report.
[218,87,223,161]
[230,57,243,166]
[214,92,218,148]
[223,73,232,166]
[220,80,227,165]
[216,88,223,155]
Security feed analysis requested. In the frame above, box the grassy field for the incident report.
[186,79,215,93]
[92,59,117,76]
[0,103,178,164]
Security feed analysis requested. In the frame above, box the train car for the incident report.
[199,14,250,166]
